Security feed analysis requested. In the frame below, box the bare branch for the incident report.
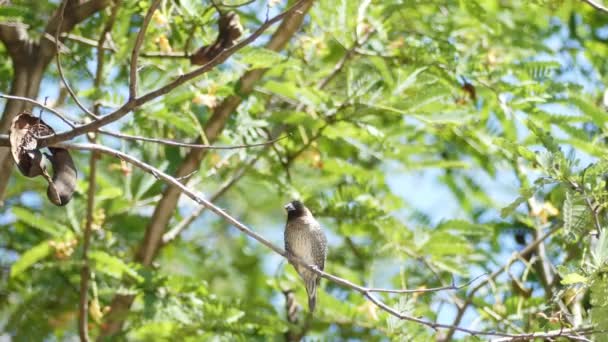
[366,273,487,294]
[0,93,76,128]
[61,33,190,59]
[161,152,265,244]
[129,0,162,100]
[490,326,597,342]
[98,129,289,150]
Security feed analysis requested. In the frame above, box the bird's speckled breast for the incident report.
[285,216,319,265]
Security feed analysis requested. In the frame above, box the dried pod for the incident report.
[45,148,77,206]
[9,112,77,206]
[10,113,53,177]
[190,11,243,66]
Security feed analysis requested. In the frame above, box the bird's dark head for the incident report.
[284,200,307,220]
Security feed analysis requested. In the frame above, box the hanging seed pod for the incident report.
[190,11,243,66]
[9,113,53,177]
[45,147,76,206]
[9,112,77,206]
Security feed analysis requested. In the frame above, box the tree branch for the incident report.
[366,273,487,294]
[78,3,119,338]
[0,93,76,127]
[490,326,597,342]
[99,129,288,150]
[161,152,266,245]
[61,33,190,59]
[1,93,287,150]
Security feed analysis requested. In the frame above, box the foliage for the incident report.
[1,0,608,340]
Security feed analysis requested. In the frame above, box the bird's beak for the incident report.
[284,202,294,212]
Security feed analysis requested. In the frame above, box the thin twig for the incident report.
[0,93,76,128]
[99,129,289,149]
[490,326,598,342]
[54,0,99,120]
[161,153,265,244]
[317,28,375,89]
[61,33,190,59]
[366,273,487,294]
[568,176,603,234]
[129,0,161,99]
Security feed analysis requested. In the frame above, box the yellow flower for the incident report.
[155,35,172,53]
[192,94,218,108]
[152,10,168,27]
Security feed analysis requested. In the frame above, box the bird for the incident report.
[284,200,328,313]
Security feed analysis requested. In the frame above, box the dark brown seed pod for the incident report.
[190,11,243,66]
[9,112,77,206]
[9,113,53,177]
[46,148,77,206]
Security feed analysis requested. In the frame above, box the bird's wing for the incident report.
[311,226,328,271]
[284,221,293,255]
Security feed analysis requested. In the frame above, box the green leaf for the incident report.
[590,276,608,340]
[436,219,493,237]
[10,240,52,278]
[90,251,143,283]
[239,47,285,69]
[12,207,69,237]
[262,80,299,100]
[501,187,535,218]
[592,231,608,269]
[561,273,588,285]
[563,191,591,241]
[97,186,123,201]
[394,67,428,94]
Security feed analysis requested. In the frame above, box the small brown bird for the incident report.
[284,200,328,312]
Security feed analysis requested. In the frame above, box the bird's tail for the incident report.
[305,276,320,313]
